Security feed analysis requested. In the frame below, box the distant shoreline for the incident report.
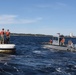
[10,33,76,38]
[10,33,53,37]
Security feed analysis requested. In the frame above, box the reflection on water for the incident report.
[0,36,76,75]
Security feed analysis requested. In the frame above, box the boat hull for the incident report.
[42,44,76,52]
[0,44,16,53]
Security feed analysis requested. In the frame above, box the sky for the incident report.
[0,0,76,36]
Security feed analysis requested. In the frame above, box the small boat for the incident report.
[42,36,76,52]
[0,44,16,53]
[43,44,76,52]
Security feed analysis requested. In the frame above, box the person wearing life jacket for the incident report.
[68,40,74,48]
[0,28,5,44]
[5,29,10,44]
[49,39,53,44]
[60,37,65,45]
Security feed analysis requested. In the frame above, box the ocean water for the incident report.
[0,36,76,75]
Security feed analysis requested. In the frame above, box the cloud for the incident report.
[36,4,51,8]
[36,2,67,9]
[56,2,67,7]
[0,15,42,24]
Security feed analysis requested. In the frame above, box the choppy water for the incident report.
[0,36,76,75]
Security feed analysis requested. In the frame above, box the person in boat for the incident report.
[59,37,62,45]
[68,40,74,48]
[0,28,5,44]
[5,29,10,44]
[60,37,65,45]
[49,39,53,44]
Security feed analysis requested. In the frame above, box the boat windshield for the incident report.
[52,36,59,45]
[53,37,58,41]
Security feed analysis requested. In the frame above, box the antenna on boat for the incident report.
[57,33,60,36]
[57,33,60,45]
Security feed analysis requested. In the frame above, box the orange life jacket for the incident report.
[61,38,65,43]
[0,31,4,35]
[50,40,52,43]
[0,32,1,35]
[6,31,10,36]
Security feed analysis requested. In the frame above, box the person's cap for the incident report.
[2,28,4,30]
[7,29,9,31]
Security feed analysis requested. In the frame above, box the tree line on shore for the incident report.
[10,33,76,38]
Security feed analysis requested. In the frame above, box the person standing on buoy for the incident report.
[0,28,5,44]
[5,29,10,44]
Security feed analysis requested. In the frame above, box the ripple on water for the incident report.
[0,36,76,75]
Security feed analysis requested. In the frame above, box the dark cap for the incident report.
[2,28,4,30]
[7,29,9,31]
